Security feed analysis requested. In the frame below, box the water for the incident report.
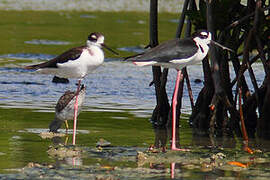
[0,10,269,179]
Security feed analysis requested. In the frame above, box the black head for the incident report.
[192,30,212,45]
[193,30,234,53]
[87,32,119,55]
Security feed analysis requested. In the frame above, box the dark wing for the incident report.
[24,46,86,69]
[125,38,198,63]
[55,90,76,112]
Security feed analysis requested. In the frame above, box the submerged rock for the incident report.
[39,132,66,139]
[47,145,82,158]
[0,146,270,179]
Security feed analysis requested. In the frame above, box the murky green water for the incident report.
[0,10,269,179]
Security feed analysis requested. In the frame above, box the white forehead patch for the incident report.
[200,31,208,36]
[91,34,97,39]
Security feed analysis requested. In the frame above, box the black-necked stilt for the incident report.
[125,30,232,151]
[25,32,118,145]
[49,85,86,133]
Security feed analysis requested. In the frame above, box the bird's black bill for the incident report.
[102,44,119,55]
[210,40,234,53]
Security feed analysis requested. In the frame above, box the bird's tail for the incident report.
[124,53,144,61]
[24,60,53,69]
[24,64,42,70]
[49,118,63,133]
[124,53,155,66]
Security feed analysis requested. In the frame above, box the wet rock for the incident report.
[96,138,111,147]
[137,151,148,166]
[39,132,66,139]
[83,146,142,163]
[137,151,148,161]
[47,145,82,158]
[147,145,166,153]
[211,152,226,160]
[2,145,270,179]
[253,157,268,163]
[26,162,43,168]
[200,162,213,172]
[95,175,117,180]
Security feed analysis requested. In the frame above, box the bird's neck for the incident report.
[86,40,101,49]
[194,38,209,55]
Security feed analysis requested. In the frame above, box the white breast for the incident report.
[169,43,209,70]
[56,47,104,79]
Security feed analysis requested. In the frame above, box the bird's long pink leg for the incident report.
[72,80,81,145]
[171,70,189,151]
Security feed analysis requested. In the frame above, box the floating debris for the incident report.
[228,161,248,168]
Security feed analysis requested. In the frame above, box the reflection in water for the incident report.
[51,136,83,166]
[152,127,167,152]
[151,124,184,152]
[191,133,237,149]
[54,156,83,167]
[151,121,269,150]
[170,163,176,179]
[150,121,270,178]
[67,157,83,166]
[51,136,68,146]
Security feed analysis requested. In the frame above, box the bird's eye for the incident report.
[199,32,208,39]
[201,35,208,39]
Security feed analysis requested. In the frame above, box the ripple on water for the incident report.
[169,19,188,23]
[0,80,44,85]
[18,128,90,134]
[0,60,265,116]
[24,39,71,45]
[0,67,33,73]
[118,46,145,53]
[80,14,97,19]
[0,53,55,60]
